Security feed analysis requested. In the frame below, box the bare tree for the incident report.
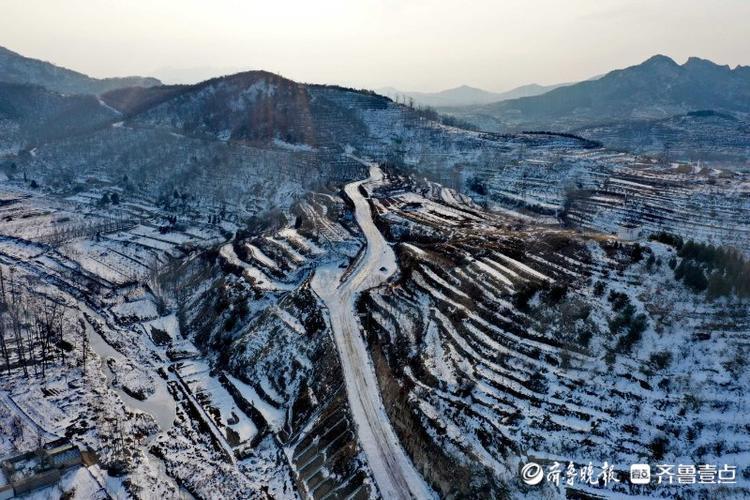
[79,318,89,374]
[25,303,40,378]
[0,267,10,375]
[7,269,29,378]
[34,296,65,379]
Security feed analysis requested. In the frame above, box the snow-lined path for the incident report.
[311,163,434,500]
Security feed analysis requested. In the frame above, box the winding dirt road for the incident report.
[311,163,433,500]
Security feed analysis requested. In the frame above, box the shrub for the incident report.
[680,261,708,293]
[577,324,594,347]
[617,313,648,352]
[223,315,238,331]
[513,281,544,312]
[467,176,488,196]
[649,436,669,460]
[649,232,684,249]
[649,351,673,370]
[674,241,750,297]
[97,192,110,207]
[706,270,732,299]
[607,291,630,311]
[630,244,645,263]
[527,371,548,393]
[604,350,617,366]
[544,284,568,305]
[609,303,635,335]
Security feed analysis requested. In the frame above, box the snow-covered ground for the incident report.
[312,162,434,500]
[1,136,747,499]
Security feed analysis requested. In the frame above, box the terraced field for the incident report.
[177,189,381,499]
[1,145,748,498]
[357,172,750,497]
[458,147,750,256]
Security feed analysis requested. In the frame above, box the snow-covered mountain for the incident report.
[0,81,118,149]
[447,55,750,130]
[0,48,748,500]
[0,45,161,95]
[441,55,750,167]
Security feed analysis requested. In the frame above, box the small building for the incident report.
[0,472,14,500]
[0,439,85,497]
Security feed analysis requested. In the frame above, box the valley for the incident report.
[311,162,432,500]
[1,139,748,498]
[0,41,748,500]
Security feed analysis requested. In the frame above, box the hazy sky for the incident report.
[2,0,749,92]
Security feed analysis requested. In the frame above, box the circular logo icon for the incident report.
[521,462,544,485]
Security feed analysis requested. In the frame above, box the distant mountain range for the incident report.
[446,55,750,132]
[376,82,570,107]
[0,42,748,500]
[0,45,161,95]
[2,44,747,167]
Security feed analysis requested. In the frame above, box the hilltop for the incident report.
[0,45,161,95]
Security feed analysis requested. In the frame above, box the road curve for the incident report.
[311,163,433,500]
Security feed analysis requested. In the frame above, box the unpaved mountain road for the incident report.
[311,163,433,500]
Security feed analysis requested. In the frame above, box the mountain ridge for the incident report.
[376,81,570,107]
[444,54,750,132]
[0,45,161,95]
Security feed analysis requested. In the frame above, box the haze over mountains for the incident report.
[376,82,569,107]
[446,54,750,131]
[2,44,748,169]
[432,54,750,164]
